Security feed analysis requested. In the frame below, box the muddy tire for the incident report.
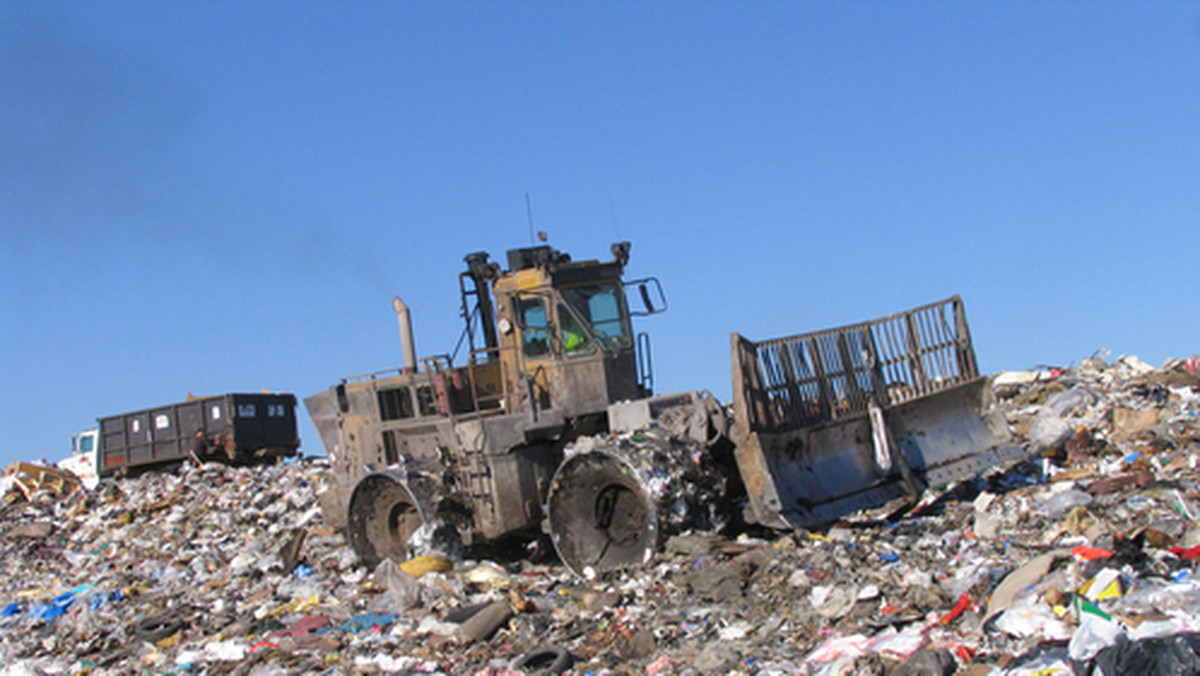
[547,450,657,579]
[510,645,574,674]
[547,429,731,578]
[346,472,426,569]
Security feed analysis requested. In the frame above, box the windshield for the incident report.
[559,283,633,350]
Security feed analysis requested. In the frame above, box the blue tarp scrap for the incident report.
[14,583,102,622]
[337,613,398,633]
[29,602,64,621]
[88,589,125,611]
[28,591,78,620]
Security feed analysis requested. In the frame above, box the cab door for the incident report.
[511,293,557,411]
[553,299,610,415]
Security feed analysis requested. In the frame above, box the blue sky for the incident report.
[2,2,1198,467]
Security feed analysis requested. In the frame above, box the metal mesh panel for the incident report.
[737,296,978,433]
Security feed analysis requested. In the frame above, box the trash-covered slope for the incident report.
[3,354,1200,675]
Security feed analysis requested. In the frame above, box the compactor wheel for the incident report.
[547,450,656,579]
[346,473,426,569]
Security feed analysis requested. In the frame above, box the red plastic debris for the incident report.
[1169,545,1200,560]
[267,614,332,639]
[1072,546,1114,562]
[936,593,972,626]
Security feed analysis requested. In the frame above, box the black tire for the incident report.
[135,614,185,643]
[510,645,574,674]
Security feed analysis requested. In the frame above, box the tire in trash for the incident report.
[510,645,574,674]
[135,614,185,643]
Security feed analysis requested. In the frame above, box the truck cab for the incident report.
[59,429,101,489]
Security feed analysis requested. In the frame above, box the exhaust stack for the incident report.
[393,296,417,373]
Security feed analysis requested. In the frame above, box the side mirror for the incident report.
[640,284,655,313]
[626,277,667,316]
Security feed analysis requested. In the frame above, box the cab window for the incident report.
[516,296,551,358]
[558,304,593,356]
[561,283,633,349]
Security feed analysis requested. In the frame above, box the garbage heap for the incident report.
[2,353,1200,676]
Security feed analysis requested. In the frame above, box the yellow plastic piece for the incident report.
[400,554,452,579]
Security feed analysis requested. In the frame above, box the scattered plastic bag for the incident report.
[1087,632,1200,676]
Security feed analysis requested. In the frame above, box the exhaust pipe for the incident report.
[393,296,417,373]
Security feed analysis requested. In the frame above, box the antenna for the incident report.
[609,199,625,238]
[525,193,536,244]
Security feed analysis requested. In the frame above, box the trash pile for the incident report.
[3,353,1200,675]
[2,464,82,506]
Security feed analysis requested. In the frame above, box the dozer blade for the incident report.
[731,296,1025,529]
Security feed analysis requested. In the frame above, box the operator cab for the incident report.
[459,242,664,426]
